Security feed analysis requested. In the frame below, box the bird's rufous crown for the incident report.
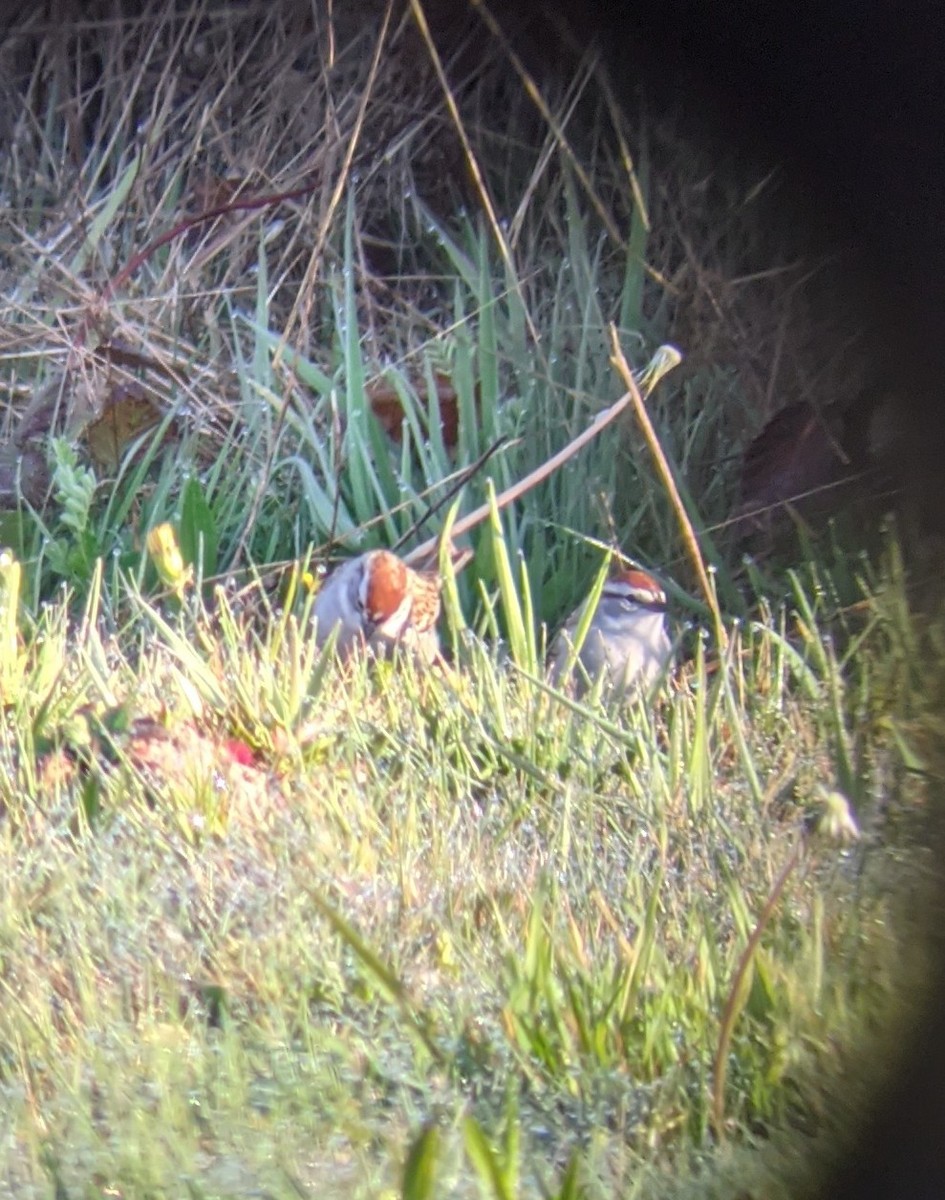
[362,550,442,627]
[362,550,409,622]
[607,567,667,609]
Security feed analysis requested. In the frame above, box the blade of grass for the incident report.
[712,838,804,1138]
[551,549,612,687]
[402,1124,440,1200]
[69,150,140,274]
[409,0,540,347]
[306,888,444,1066]
[463,1117,514,1200]
[485,480,530,669]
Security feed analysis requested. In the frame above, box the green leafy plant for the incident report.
[43,438,99,584]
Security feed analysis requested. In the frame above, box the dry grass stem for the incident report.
[609,324,726,643]
[409,0,540,346]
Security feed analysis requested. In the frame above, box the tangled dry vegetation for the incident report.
[0,2,942,1198]
[0,0,880,543]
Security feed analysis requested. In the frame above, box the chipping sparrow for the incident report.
[313,549,442,662]
[549,566,672,697]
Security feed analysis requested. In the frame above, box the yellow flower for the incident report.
[147,523,193,597]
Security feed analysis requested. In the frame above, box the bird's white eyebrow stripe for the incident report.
[613,586,667,611]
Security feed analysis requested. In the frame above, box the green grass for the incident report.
[0,520,939,1198]
[0,4,942,1197]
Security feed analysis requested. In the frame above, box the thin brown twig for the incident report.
[403,344,681,566]
[393,435,511,555]
[100,178,322,301]
[402,400,630,565]
[608,324,727,648]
